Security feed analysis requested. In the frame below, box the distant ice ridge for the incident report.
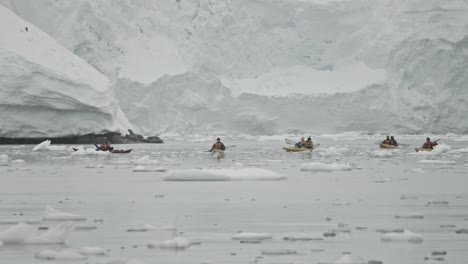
[0,5,131,138]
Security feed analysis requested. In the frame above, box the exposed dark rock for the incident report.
[0,129,163,144]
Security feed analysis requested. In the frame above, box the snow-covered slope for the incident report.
[1,0,468,136]
[0,5,131,137]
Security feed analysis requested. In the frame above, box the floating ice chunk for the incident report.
[417,160,456,165]
[132,166,167,172]
[395,213,424,219]
[232,232,272,240]
[163,168,286,181]
[43,205,86,221]
[85,164,104,168]
[300,162,352,172]
[74,223,98,230]
[334,253,366,264]
[0,154,8,166]
[283,236,323,241]
[381,229,423,243]
[0,222,73,244]
[261,249,297,255]
[410,168,425,173]
[448,147,468,154]
[148,237,191,249]
[11,159,25,164]
[133,156,159,165]
[79,246,107,255]
[32,140,51,151]
[35,248,87,260]
[101,259,147,264]
[127,224,157,232]
[0,222,34,244]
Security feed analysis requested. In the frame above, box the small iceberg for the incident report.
[79,246,107,255]
[0,222,74,244]
[35,249,87,260]
[417,159,456,165]
[163,168,286,181]
[148,237,191,249]
[334,252,366,264]
[380,229,423,243]
[132,166,167,172]
[32,140,51,151]
[232,232,272,241]
[300,162,352,172]
[43,205,87,221]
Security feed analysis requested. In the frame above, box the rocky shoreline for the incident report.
[0,130,163,145]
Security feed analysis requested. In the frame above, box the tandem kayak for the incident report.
[72,148,132,154]
[380,143,398,149]
[283,147,314,152]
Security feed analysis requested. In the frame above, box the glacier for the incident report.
[1,0,467,137]
[0,5,131,138]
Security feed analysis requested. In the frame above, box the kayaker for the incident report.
[421,137,437,149]
[304,136,314,148]
[389,136,398,146]
[98,138,113,151]
[295,137,306,148]
[210,138,226,152]
[381,136,391,144]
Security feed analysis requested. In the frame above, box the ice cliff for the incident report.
[1,0,467,136]
[0,5,131,138]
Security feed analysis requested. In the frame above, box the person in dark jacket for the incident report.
[421,137,438,149]
[210,138,226,152]
[389,136,398,146]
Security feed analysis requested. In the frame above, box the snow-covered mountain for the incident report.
[1,0,467,137]
[0,5,131,138]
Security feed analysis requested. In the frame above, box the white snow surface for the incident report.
[0,5,130,138]
[1,0,467,136]
[163,168,286,181]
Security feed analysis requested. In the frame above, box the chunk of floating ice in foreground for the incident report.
[147,237,191,249]
[380,229,423,243]
[132,166,166,172]
[371,149,394,157]
[71,148,109,156]
[301,162,352,172]
[11,159,25,164]
[79,246,107,255]
[0,154,8,166]
[35,248,87,260]
[163,168,286,181]
[32,140,51,151]
[417,159,456,165]
[232,232,272,240]
[0,222,74,244]
[126,224,157,232]
[43,205,87,221]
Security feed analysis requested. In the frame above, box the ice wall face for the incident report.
[2,0,468,135]
[0,6,131,138]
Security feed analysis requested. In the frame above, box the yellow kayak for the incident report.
[212,149,225,154]
[283,147,314,152]
[380,143,398,149]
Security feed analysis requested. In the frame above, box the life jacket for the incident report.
[422,141,436,149]
[213,142,223,149]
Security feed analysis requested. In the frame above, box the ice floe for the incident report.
[300,162,352,172]
[35,248,87,260]
[71,148,110,156]
[417,160,456,165]
[232,232,272,241]
[43,205,87,221]
[317,146,351,157]
[148,236,191,249]
[0,154,9,166]
[0,222,74,244]
[163,168,286,181]
[32,140,51,151]
[132,165,166,172]
[79,246,107,255]
[371,149,396,157]
[381,229,423,243]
